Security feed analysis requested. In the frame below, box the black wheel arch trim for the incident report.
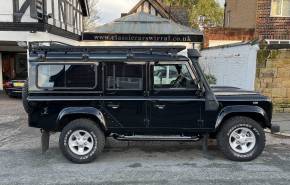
[215,105,270,129]
[57,107,107,131]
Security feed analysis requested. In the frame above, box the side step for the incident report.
[112,134,201,142]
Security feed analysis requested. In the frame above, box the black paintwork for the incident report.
[26,46,276,136]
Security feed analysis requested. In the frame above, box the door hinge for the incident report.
[143,91,149,96]
[197,120,204,126]
[144,118,150,128]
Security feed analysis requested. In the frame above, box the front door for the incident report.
[103,62,147,129]
[148,62,205,132]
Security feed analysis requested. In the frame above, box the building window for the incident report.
[271,0,290,16]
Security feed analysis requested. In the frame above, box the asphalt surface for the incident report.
[272,113,290,135]
[1,93,290,185]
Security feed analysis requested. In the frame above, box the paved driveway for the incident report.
[1,93,290,185]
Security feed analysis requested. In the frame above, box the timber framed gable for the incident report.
[1,0,88,40]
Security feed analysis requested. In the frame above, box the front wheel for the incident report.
[59,119,105,163]
[217,116,265,161]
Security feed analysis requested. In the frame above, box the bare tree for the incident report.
[83,0,99,32]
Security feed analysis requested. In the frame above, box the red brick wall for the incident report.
[256,0,290,40]
[203,27,255,48]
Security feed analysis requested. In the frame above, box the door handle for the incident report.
[107,91,117,95]
[154,104,166,109]
[107,104,120,109]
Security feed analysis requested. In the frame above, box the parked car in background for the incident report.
[3,79,25,97]
[2,53,27,98]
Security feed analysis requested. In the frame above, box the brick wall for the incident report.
[256,49,290,112]
[203,27,255,48]
[256,0,290,40]
[224,0,257,29]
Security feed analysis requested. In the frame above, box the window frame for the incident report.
[150,61,201,91]
[270,0,290,17]
[104,62,146,91]
[36,62,98,90]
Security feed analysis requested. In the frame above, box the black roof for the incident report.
[29,46,189,62]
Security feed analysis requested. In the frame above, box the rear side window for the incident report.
[37,64,96,89]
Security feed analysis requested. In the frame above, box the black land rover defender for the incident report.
[23,45,280,163]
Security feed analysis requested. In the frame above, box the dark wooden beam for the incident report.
[73,0,79,33]
[52,0,55,25]
[141,2,144,12]
[43,0,47,23]
[17,0,33,22]
[13,0,34,22]
[63,0,67,30]
[59,0,64,28]
[12,0,19,22]
[0,22,81,40]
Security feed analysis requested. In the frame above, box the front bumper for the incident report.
[271,124,280,134]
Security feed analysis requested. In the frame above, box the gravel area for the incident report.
[1,93,290,185]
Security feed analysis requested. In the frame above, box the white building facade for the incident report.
[200,42,259,90]
[0,0,89,90]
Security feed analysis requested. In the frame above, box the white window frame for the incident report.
[270,0,290,17]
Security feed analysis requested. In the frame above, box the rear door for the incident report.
[148,61,205,131]
[102,62,147,129]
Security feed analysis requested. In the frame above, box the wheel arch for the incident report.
[215,105,270,130]
[57,107,108,132]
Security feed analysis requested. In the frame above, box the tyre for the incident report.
[217,116,265,161]
[59,119,105,163]
[22,80,34,113]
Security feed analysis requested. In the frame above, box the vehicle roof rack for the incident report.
[29,41,72,48]
[29,45,186,54]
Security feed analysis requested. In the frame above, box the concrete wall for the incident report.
[256,49,290,112]
[200,43,259,90]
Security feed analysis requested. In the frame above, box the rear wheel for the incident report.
[59,119,105,163]
[217,116,265,161]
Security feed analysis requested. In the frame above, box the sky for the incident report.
[97,0,225,25]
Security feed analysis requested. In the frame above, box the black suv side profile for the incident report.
[23,45,280,163]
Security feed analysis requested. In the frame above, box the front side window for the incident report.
[106,63,143,90]
[153,64,197,89]
[271,0,290,16]
[37,64,96,89]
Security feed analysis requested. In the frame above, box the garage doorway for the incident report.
[2,53,27,82]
